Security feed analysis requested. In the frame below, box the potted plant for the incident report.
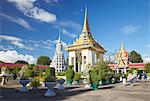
[43,68,57,97]
[57,79,65,90]
[30,77,40,91]
[19,65,30,92]
[89,68,99,90]
[73,72,81,84]
[66,65,75,86]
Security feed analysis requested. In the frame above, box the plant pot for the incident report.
[76,80,80,84]
[84,84,91,88]
[57,79,65,90]
[19,80,30,92]
[44,82,57,96]
[66,80,73,86]
[91,83,98,90]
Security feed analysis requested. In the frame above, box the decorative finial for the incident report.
[121,43,124,50]
[58,28,61,41]
[82,5,90,33]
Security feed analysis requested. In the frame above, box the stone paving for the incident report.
[0,80,150,101]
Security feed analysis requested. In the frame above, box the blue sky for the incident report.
[0,0,150,63]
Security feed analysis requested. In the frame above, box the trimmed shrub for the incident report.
[66,65,75,81]
[12,67,20,74]
[114,73,121,83]
[56,71,66,76]
[89,68,99,85]
[30,77,40,88]
[43,67,56,82]
[19,65,30,80]
[74,72,81,81]
[27,69,34,77]
[147,73,150,77]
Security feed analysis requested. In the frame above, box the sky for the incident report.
[0,0,150,64]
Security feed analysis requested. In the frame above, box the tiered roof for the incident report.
[66,7,106,53]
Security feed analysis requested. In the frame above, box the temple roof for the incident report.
[66,6,106,53]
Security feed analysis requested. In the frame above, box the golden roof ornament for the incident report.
[82,6,90,33]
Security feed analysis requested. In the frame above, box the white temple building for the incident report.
[50,31,66,72]
[66,7,106,72]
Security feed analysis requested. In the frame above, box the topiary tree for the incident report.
[12,67,21,79]
[43,67,56,82]
[66,65,75,85]
[37,56,51,65]
[19,65,30,80]
[89,68,99,90]
[73,72,81,82]
[95,60,114,84]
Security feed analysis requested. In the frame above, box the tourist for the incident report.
[122,73,126,86]
[137,73,142,81]
[143,72,147,82]
[128,73,133,86]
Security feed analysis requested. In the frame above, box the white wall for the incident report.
[68,51,76,71]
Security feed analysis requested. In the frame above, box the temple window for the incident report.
[83,56,86,64]
[71,57,74,65]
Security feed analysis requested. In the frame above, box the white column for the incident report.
[124,67,126,74]
[117,68,119,73]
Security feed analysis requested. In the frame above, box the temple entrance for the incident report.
[75,50,82,72]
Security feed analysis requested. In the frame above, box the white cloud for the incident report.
[0,35,34,50]
[11,41,33,50]
[0,35,22,41]
[7,0,35,11]
[7,0,57,23]
[44,0,58,3]
[121,25,140,34]
[0,50,37,64]
[62,28,77,38]
[0,13,33,30]
[143,56,150,63]
[0,45,14,51]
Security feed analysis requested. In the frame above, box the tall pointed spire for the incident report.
[120,43,124,50]
[82,5,90,33]
[58,28,61,41]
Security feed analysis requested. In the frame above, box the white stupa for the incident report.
[50,30,66,72]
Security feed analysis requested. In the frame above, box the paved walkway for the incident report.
[0,80,150,101]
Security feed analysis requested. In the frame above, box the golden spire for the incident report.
[82,5,90,33]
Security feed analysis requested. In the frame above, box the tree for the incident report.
[129,50,143,63]
[144,63,150,73]
[15,60,28,65]
[104,52,116,64]
[37,56,51,65]
[95,60,114,81]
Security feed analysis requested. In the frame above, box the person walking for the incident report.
[143,72,147,82]
[122,73,126,86]
[128,72,133,86]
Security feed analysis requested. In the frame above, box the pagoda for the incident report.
[50,30,66,72]
[66,7,106,72]
[115,43,129,73]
